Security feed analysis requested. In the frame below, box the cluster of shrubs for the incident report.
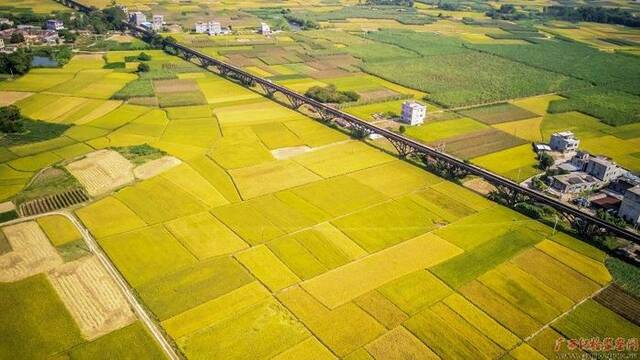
[305,85,360,104]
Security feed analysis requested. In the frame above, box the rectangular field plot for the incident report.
[212,202,284,245]
[284,119,349,148]
[115,177,205,224]
[186,155,241,203]
[429,128,527,159]
[229,160,321,199]
[36,215,81,246]
[246,194,321,234]
[0,274,82,359]
[197,77,262,104]
[404,304,503,360]
[301,233,462,309]
[552,300,640,342]
[214,100,305,127]
[292,141,394,178]
[164,212,247,260]
[0,70,74,92]
[379,270,452,315]
[354,291,408,330]
[347,160,441,198]
[460,103,539,125]
[443,293,520,350]
[492,117,543,142]
[273,337,335,360]
[67,322,165,360]
[252,122,303,150]
[277,286,386,357]
[161,117,221,148]
[208,127,274,169]
[331,196,442,252]
[511,249,600,302]
[536,240,611,285]
[87,104,151,130]
[472,144,540,182]
[161,164,229,208]
[291,176,388,218]
[406,117,489,143]
[235,245,300,292]
[459,280,542,338]
[98,225,197,288]
[431,226,543,288]
[176,299,309,360]
[162,281,270,340]
[409,188,476,224]
[477,263,574,324]
[511,94,565,115]
[75,196,147,239]
[365,326,439,360]
[137,256,253,321]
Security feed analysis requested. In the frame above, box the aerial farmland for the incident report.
[0,0,639,359]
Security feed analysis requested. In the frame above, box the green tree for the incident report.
[137,52,151,61]
[399,125,406,134]
[0,48,33,75]
[538,151,554,170]
[137,62,150,72]
[10,32,25,44]
[0,105,25,133]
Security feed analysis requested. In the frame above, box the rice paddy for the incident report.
[1,5,635,358]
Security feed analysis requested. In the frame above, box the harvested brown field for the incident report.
[48,255,136,339]
[0,91,33,106]
[429,129,526,159]
[65,150,135,197]
[225,54,259,67]
[153,79,199,94]
[309,69,350,79]
[0,221,62,282]
[358,89,401,102]
[133,156,182,180]
[594,285,640,326]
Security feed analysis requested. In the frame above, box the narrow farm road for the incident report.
[0,211,181,360]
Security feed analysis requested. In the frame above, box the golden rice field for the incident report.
[0,16,638,359]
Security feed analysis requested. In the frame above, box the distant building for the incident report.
[129,12,147,26]
[194,21,208,33]
[260,22,271,35]
[550,173,600,194]
[208,21,221,35]
[401,100,426,126]
[550,131,580,152]
[152,15,164,31]
[195,20,223,35]
[45,19,64,31]
[533,144,551,153]
[619,185,640,225]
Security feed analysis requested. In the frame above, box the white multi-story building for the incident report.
[208,21,221,35]
[550,131,580,152]
[152,15,164,31]
[129,12,147,26]
[400,100,427,125]
[195,20,222,35]
[619,185,640,225]
[45,19,64,31]
[260,22,271,35]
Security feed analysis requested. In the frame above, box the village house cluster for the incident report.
[535,131,640,226]
[0,17,63,53]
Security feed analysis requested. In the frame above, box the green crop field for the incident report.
[1,2,638,358]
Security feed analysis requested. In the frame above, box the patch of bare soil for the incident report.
[133,155,182,180]
[65,150,135,197]
[0,91,33,106]
[48,256,135,340]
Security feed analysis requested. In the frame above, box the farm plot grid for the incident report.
[0,30,637,360]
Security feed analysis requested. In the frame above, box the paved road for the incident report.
[0,211,181,360]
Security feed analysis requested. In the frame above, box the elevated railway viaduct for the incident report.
[53,0,640,244]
